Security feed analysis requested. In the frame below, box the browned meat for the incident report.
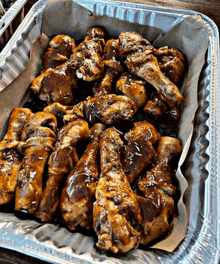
[122,121,160,184]
[116,72,148,108]
[118,31,153,57]
[92,68,118,97]
[84,26,106,41]
[63,94,137,125]
[35,120,89,222]
[15,112,57,214]
[143,90,168,119]
[93,127,142,253]
[103,39,124,72]
[89,123,106,140]
[0,108,32,205]
[60,135,100,230]
[43,35,76,71]
[30,61,77,105]
[118,31,184,111]
[125,52,184,109]
[70,28,105,82]
[43,102,73,120]
[154,46,185,85]
[138,136,182,245]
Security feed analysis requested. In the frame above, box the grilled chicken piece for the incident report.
[93,127,142,253]
[122,121,160,184]
[89,123,106,139]
[118,31,154,57]
[63,94,137,125]
[154,46,185,85]
[60,126,103,230]
[30,61,77,105]
[118,31,184,111]
[84,26,106,41]
[116,72,148,108]
[43,102,73,120]
[125,52,184,110]
[103,39,124,72]
[143,90,168,119]
[43,35,76,71]
[0,108,32,205]
[70,27,105,82]
[35,119,89,222]
[138,136,182,245]
[15,112,57,214]
[92,68,118,97]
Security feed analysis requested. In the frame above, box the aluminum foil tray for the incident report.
[0,0,29,51]
[0,0,219,263]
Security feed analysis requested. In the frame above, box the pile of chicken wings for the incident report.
[0,26,186,253]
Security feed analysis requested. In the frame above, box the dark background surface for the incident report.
[1,0,219,263]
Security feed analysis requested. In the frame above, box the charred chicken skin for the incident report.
[116,72,148,108]
[60,124,103,231]
[30,61,78,105]
[93,127,142,253]
[122,121,160,184]
[43,35,76,71]
[35,119,89,222]
[138,136,182,245]
[118,31,184,111]
[0,108,32,205]
[15,112,57,214]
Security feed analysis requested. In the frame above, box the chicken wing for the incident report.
[0,108,32,205]
[138,136,182,245]
[43,35,76,71]
[69,27,105,82]
[35,119,89,222]
[92,68,118,97]
[30,61,78,105]
[15,112,57,214]
[122,121,160,184]
[64,94,137,125]
[103,39,124,72]
[93,127,142,253]
[60,128,102,230]
[116,72,148,108]
[118,31,184,110]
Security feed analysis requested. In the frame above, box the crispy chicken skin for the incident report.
[118,31,184,110]
[154,46,185,85]
[116,72,148,108]
[60,131,101,230]
[63,94,137,125]
[15,112,57,214]
[92,68,118,97]
[84,26,106,41]
[138,136,182,245]
[35,120,89,222]
[103,39,124,72]
[0,108,32,205]
[93,127,142,253]
[70,27,105,82]
[43,35,76,71]
[30,61,77,105]
[122,121,160,184]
